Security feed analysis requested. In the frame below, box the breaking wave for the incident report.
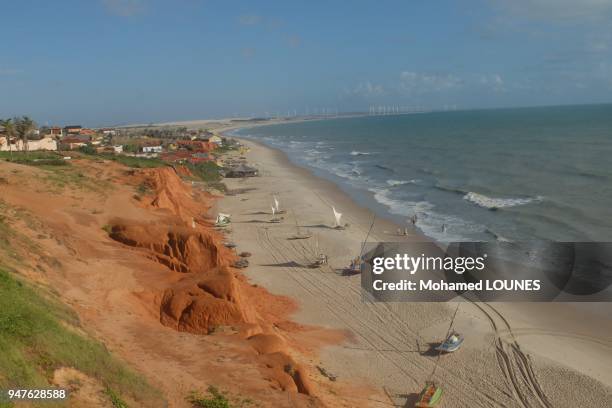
[386,179,418,186]
[350,151,372,156]
[464,192,542,210]
[369,187,483,241]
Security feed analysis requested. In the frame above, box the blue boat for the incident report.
[435,331,464,353]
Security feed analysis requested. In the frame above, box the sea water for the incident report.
[234,104,612,242]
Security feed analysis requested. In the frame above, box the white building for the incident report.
[142,145,162,153]
[209,135,223,145]
[113,145,123,153]
[0,137,57,152]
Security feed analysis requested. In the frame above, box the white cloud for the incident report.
[399,71,463,93]
[102,0,146,17]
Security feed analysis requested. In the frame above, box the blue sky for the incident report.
[1,0,612,126]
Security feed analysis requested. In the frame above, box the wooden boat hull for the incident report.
[415,384,442,407]
[288,234,312,240]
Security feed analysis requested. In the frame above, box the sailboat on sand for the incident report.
[414,304,461,407]
[215,213,231,228]
[269,205,283,223]
[288,210,312,240]
[307,235,328,268]
[273,195,286,214]
[332,206,346,230]
[344,214,376,275]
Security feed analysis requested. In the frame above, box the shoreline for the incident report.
[217,131,612,406]
[219,126,431,243]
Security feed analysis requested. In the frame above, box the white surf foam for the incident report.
[386,179,418,186]
[369,187,483,241]
[464,192,542,209]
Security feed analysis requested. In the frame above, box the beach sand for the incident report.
[219,136,612,407]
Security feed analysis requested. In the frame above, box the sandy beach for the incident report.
[218,135,612,407]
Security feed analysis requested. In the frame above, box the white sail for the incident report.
[271,205,276,215]
[216,213,231,224]
[273,195,280,212]
[332,206,342,226]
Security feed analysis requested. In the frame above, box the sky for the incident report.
[1,0,612,126]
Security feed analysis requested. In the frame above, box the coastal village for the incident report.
[0,118,259,182]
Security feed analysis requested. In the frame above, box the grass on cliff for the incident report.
[187,161,222,182]
[75,148,167,169]
[0,268,165,407]
[187,386,255,408]
[0,151,67,166]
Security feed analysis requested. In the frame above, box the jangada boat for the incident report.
[415,382,443,407]
[434,331,464,353]
[288,210,312,240]
[215,213,231,227]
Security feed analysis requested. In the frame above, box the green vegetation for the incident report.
[212,142,238,154]
[42,166,111,195]
[0,201,41,269]
[0,151,67,167]
[0,268,165,407]
[111,155,166,168]
[187,161,222,182]
[187,386,255,408]
[105,387,130,408]
[77,145,98,155]
[188,386,231,408]
[0,152,112,194]
[74,147,167,169]
[0,116,37,159]
[184,161,226,192]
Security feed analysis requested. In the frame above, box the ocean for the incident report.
[233,104,612,242]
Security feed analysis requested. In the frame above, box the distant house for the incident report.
[101,128,117,136]
[80,128,96,136]
[48,127,63,137]
[64,125,82,135]
[113,145,123,153]
[142,145,162,153]
[1,137,58,151]
[209,135,223,145]
[59,137,87,150]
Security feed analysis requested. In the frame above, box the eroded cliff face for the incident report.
[108,166,315,397]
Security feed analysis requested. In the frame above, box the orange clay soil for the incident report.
[0,159,379,407]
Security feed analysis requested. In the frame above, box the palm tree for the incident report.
[15,116,36,154]
[0,118,15,159]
